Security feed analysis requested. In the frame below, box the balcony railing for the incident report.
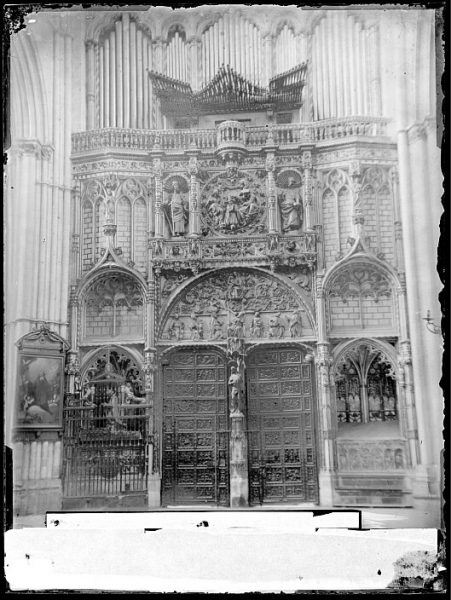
[71,116,390,154]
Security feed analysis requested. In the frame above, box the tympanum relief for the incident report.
[159,269,312,343]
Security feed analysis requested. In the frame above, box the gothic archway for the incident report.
[157,266,316,345]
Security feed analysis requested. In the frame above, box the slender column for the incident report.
[130,19,137,129]
[187,153,200,236]
[265,148,278,233]
[86,40,96,129]
[115,19,123,128]
[152,154,164,238]
[302,150,314,230]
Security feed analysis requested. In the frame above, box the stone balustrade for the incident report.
[72,116,390,154]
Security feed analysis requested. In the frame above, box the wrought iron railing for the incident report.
[62,400,152,499]
[71,116,390,154]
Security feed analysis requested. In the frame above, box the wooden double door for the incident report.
[161,347,319,506]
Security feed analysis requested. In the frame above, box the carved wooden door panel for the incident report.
[161,349,229,506]
[247,347,319,505]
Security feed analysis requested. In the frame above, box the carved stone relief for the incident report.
[159,269,311,342]
[328,264,392,303]
[200,171,267,236]
[336,441,406,472]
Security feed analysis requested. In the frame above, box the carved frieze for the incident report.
[200,170,267,236]
[159,268,312,342]
[336,440,407,472]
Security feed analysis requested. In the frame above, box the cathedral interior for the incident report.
[4,5,444,520]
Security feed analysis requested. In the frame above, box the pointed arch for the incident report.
[157,267,316,344]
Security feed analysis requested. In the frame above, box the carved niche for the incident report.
[276,170,303,233]
[327,262,394,331]
[159,268,311,343]
[162,175,189,237]
[200,171,267,236]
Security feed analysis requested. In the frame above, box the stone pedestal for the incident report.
[318,470,334,506]
[229,411,249,507]
[147,473,161,508]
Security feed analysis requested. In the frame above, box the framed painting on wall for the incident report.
[15,324,69,430]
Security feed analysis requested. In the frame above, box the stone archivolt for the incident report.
[159,268,311,343]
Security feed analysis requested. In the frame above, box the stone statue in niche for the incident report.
[164,180,188,236]
[288,309,303,338]
[278,177,303,233]
[268,313,285,338]
[250,312,264,338]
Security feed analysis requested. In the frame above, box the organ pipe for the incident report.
[137,29,143,128]
[143,34,149,128]
[115,20,123,127]
[104,38,110,126]
[109,30,116,126]
[99,45,104,127]
[130,20,137,128]
[123,13,130,128]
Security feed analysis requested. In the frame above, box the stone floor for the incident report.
[12,503,441,530]
[5,524,438,592]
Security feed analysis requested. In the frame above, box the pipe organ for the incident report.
[275,24,298,75]
[88,13,154,129]
[86,9,383,127]
[311,13,380,120]
[166,26,188,82]
[201,13,263,87]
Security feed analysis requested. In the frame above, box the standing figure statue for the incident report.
[165,180,188,236]
[228,366,243,413]
[278,177,303,232]
[269,312,285,338]
[250,312,264,338]
[288,309,303,338]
